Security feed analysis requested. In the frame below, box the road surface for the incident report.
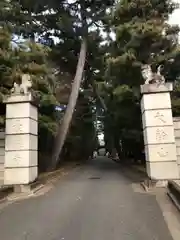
[0,157,175,240]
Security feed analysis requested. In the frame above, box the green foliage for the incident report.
[0,27,58,158]
[171,81,180,116]
[0,0,113,165]
[2,0,180,166]
[101,0,180,161]
[107,0,180,86]
[64,92,97,161]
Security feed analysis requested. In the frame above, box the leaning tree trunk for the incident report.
[51,39,87,169]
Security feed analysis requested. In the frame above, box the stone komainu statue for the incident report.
[141,64,165,85]
[11,74,32,95]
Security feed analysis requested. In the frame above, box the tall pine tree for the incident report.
[103,0,180,160]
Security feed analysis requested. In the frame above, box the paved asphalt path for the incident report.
[0,157,174,240]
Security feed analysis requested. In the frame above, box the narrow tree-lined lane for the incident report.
[0,158,173,240]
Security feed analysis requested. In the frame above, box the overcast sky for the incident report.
[169,0,180,25]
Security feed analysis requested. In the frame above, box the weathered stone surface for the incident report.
[176,146,180,156]
[3,95,38,185]
[0,132,5,159]
[0,148,5,156]
[5,150,37,168]
[173,117,180,129]
[143,126,175,145]
[0,146,5,164]
[140,83,173,94]
[141,93,171,113]
[5,134,37,151]
[177,155,180,165]
[141,86,179,180]
[0,139,5,148]
[11,74,32,96]
[0,164,4,182]
[173,118,180,175]
[145,144,177,162]
[146,161,179,180]
[4,94,33,104]
[6,103,37,120]
[0,131,5,172]
[6,118,37,135]
[4,166,37,185]
[174,129,180,139]
[0,131,5,139]
[168,180,180,212]
[0,155,5,164]
[175,138,180,147]
[142,109,173,129]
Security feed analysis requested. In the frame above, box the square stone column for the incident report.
[0,130,5,184]
[173,117,180,176]
[141,83,179,180]
[3,94,38,185]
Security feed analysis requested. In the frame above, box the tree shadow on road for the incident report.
[88,157,147,184]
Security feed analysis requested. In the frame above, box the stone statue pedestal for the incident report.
[3,94,38,185]
[141,83,179,181]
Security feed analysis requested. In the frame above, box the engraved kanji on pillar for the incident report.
[154,111,166,123]
[155,128,168,142]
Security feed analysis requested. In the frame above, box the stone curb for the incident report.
[140,181,149,192]
[167,181,180,212]
[0,196,7,204]
[167,191,180,212]
[0,162,79,203]
[7,184,45,201]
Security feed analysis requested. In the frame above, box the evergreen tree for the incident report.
[0,0,113,166]
[103,0,180,160]
[107,0,179,86]
[40,0,115,167]
[0,27,59,170]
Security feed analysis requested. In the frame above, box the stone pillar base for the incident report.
[13,180,41,194]
[146,161,179,180]
[5,167,37,185]
[141,179,168,191]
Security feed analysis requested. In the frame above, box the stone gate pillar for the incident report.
[173,117,180,176]
[141,83,179,181]
[3,77,38,186]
